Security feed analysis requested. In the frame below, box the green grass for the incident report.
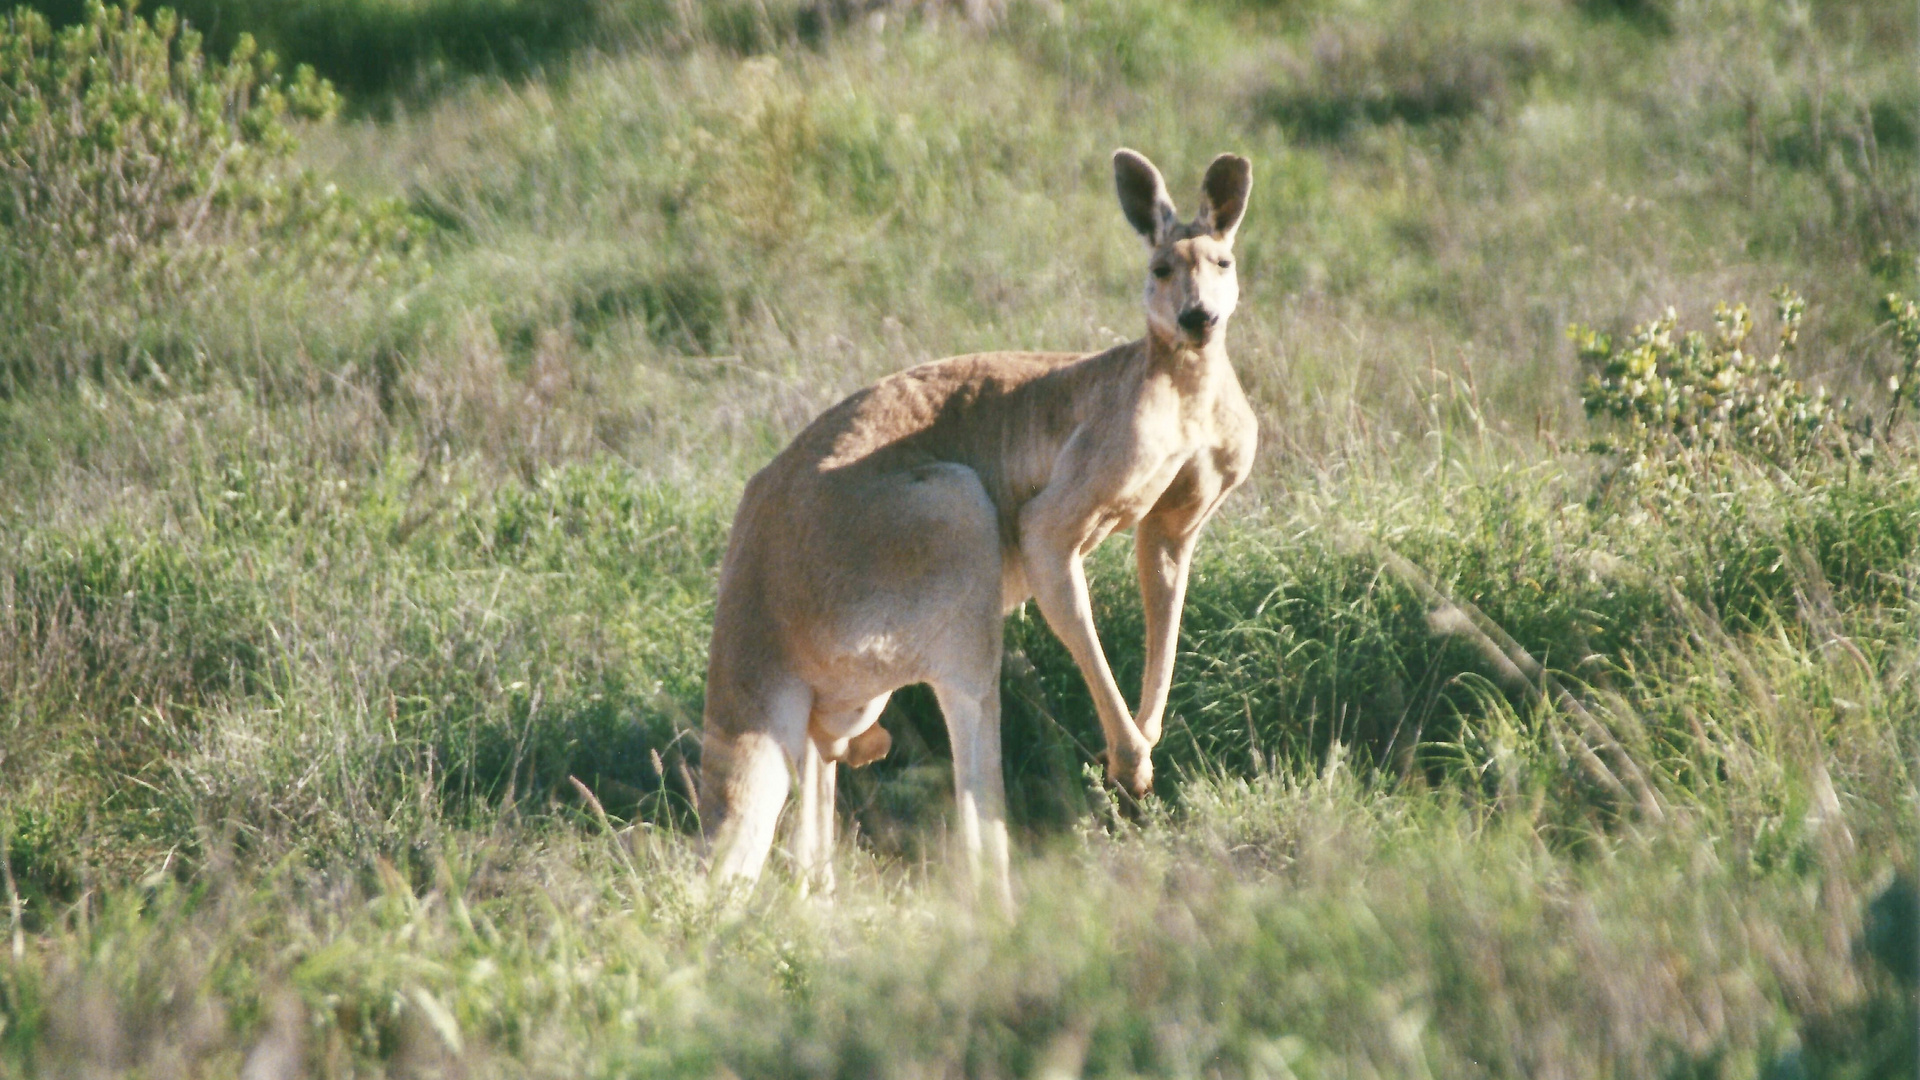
[1,0,1917,1075]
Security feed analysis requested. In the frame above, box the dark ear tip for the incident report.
[1208,152,1251,178]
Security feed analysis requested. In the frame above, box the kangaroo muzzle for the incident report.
[1177,306,1217,336]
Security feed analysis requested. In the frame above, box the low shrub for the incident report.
[0,2,426,395]
[1880,291,1920,429]
[1574,289,1835,474]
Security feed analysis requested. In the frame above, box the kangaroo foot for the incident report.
[1103,741,1154,800]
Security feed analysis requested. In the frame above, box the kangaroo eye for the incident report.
[1152,264,1172,280]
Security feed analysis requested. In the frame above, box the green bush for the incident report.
[0,2,425,394]
[1574,290,1836,476]
[1881,291,1920,429]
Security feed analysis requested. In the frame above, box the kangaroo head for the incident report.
[1113,149,1251,350]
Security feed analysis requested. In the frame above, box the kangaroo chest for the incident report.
[1076,378,1255,553]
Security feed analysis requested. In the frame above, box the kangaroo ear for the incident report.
[1198,153,1251,245]
[1114,148,1177,245]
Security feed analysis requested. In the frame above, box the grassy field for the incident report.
[1,0,1917,1075]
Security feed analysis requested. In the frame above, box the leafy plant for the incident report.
[0,1,426,393]
[1574,289,1837,477]
[1881,292,1920,430]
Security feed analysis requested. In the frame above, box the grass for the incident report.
[1,0,1918,1075]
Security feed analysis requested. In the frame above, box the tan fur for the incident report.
[699,150,1258,908]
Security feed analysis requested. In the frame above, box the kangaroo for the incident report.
[698,149,1257,909]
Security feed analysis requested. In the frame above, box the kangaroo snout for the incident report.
[1177,307,1216,333]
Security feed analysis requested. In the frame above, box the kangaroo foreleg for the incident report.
[1020,524,1152,796]
[1134,512,1201,748]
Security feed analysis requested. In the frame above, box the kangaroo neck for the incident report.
[1143,329,1228,394]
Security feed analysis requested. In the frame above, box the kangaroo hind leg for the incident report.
[793,738,836,897]
[893,463,1012,912]
[701,678,811,888]
[795,693,892,895]
[935,675,1012,915]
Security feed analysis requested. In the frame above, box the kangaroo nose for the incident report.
[1177,307,1214,332]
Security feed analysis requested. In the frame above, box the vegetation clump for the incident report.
[0,2,424,394]
[1575,289,1836,473]
[1577,288,1920,494]
[1880,291,1920,428]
